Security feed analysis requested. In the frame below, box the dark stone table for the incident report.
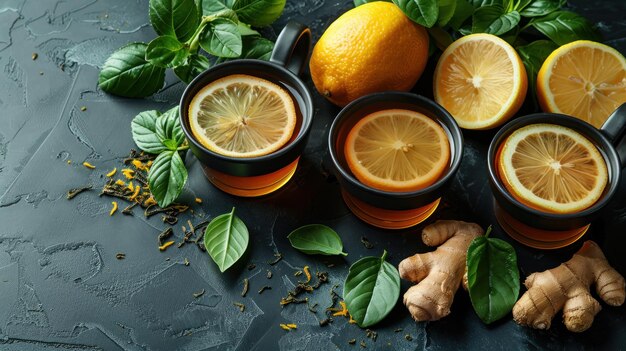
[1,0,625,350]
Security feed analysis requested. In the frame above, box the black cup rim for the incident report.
[179,59,314,168]
[487,113,622,220]
[328,91,464,200]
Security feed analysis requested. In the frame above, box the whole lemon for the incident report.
[309,2,429,107]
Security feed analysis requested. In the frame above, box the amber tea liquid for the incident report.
[335,105,454,229]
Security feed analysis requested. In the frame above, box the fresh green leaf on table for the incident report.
[156,106,185,150]
[174,54,211,83]
[232,0,286,27]
[288,224,347,256]
[447,0,474,30]
[146,36,189,68]
[392,0,439,28]
[149,0,199,42]
[437,0,457,26]
[98,43,166,98]
[466,226,520,324]
[204,207,250,272]
[472,5,521,35]
[529,11,600,45]
[200,18,243,58]
[148,150,188,207]
[131,110,169,154]
[520,0,564,17]
[344,250,401,327]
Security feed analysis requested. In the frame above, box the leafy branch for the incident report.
[99,0,285,98]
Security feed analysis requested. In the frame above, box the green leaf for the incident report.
[520,0,564,17]
[437,0,456,26]
[530,11,600,45]
[512,0,532,11]
[344,251,401,327]
[200,18,242,58]
[131,110,169,154]
[149,0,199,42]
[201,0,230,15]
[240,36,274,60]
[204,207,250,272]
[146,36,189,68]
[466,230,520,324]
[447,0,474,30]
[354,0,390,5]
[174,54,211,83]
[98,43,166,98]
[231,0,286,27]
[428,27,453,51]
[237,21,260,36]
[517,40,558,108]
[469,0,504,7]
[392,0,439,27]
[472,5,521,35]
[288,224,347,256]
[156,106,185,149]
[148,150,188,207]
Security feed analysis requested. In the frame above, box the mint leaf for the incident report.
[472,5,520,35]
[131,110,169,154]
[98,43,166,98]
[200,18,242,58]
[146,36,189,68]
[530,11,600,45]
[393,0,439,27]
[520,0,564,17]
[148,150,187,207]
[149,0,199,42]
[174,54,211,83]
[156,106,185,149]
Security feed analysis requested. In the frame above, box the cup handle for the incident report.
[600,103,626,168]
[270,21,311,77]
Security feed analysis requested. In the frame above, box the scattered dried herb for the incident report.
[308,302,318,313]
[241,278,249,297]
[110,201,118,216]
[66,185,92,199]
[266,270,273,279]
[192,289,205,298]
[348,339,356,345]
[80,106,87,112]
[404,334,413,341]
[83,162,96,169]
[258,286,271,294]
[247,264,256,270]
[302,265,312,283]
[394,328,403,333]
[294,270,303,277]
[116,253,126,260]
[360,340,366,348]
[32,52,38,60]
[183,257,190,266]
[360,236,374,249]
[319,317,332,327]
[157,228,173,246]
[233,302,245,312]
[279,324,291,331]
[159,241,175,251]
[122,202,137,215]
[106,168,117,177]
[365,329,377,341]
[268,252,283,265]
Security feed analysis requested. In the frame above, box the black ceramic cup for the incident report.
[328,92,464,229]
[488,104,626,248]
[179,21,313,197]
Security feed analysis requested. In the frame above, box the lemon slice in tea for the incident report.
[189,74,297,158]
[499,124,608,214]
[345,109,450,192]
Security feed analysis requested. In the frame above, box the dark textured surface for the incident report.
[1,0,625,350]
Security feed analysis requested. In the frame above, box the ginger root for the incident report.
[513,240,625,332]
[398,220,483,321]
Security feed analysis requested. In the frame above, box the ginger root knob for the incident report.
[513,241,625,332]
[398,220,483,321]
